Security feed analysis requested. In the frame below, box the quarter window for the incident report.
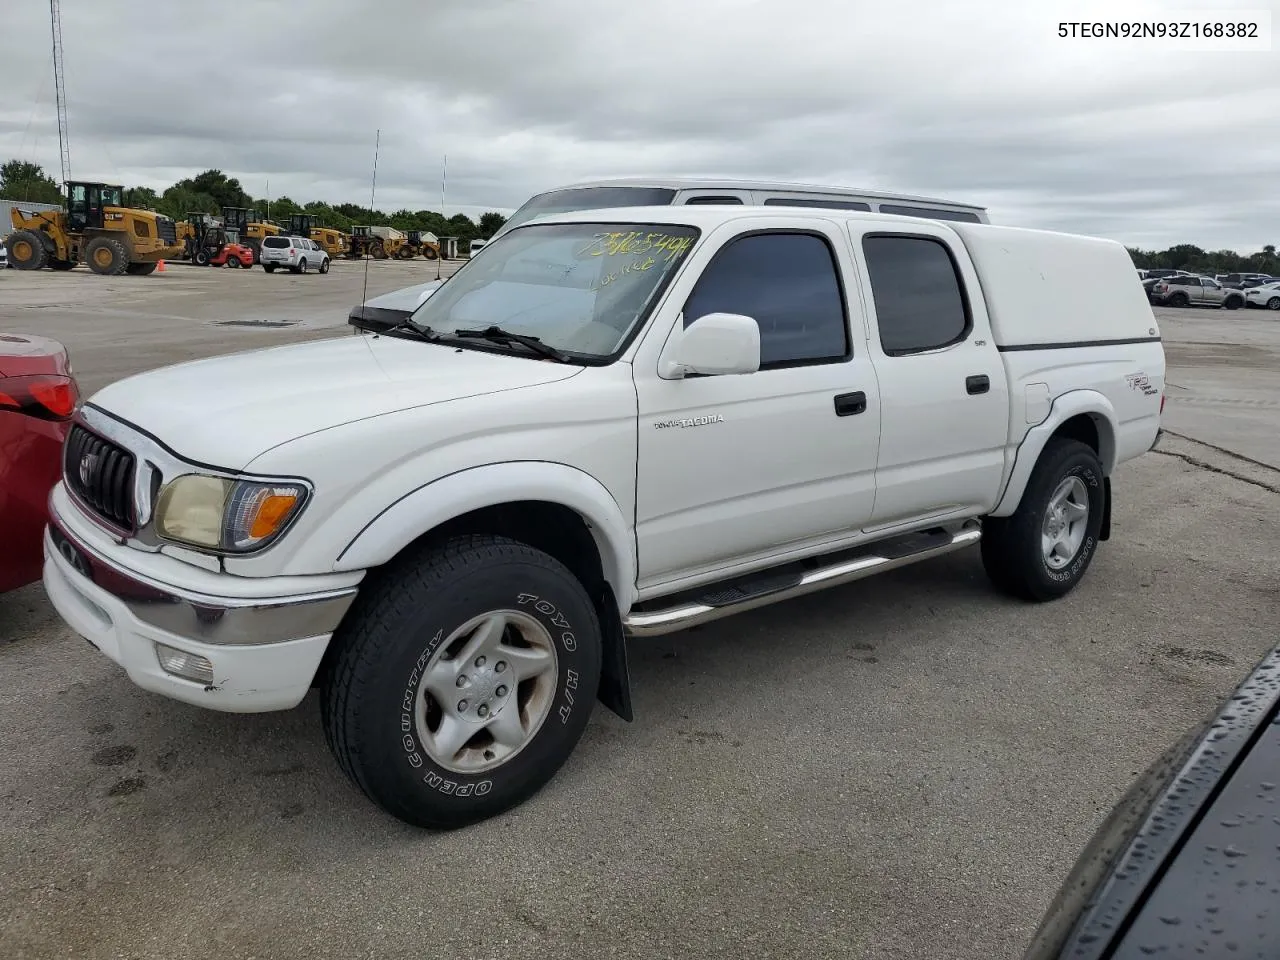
[763,197,872,211]
[862,235,970,355]
[683,232,849,368]
[878,204,982,223]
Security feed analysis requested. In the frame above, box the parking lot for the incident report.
[1,265,1277,960]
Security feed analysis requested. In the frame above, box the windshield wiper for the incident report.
[448,326,572,363]
[376,315,440,341]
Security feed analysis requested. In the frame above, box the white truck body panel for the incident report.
[45,204,1164,717]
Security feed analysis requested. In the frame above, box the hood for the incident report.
[365,279,445,311]
[87,334,580,470]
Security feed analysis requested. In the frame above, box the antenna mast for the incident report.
[360,129,381,315]
[50,0,71,187]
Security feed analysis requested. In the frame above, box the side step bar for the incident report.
[623,523,982,638]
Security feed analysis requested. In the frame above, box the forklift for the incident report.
[179,212,229,265]
[221,207,281,264]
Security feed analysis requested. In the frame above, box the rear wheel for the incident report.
[125,262,157,276]
[1268,297,1280,311]
[321,534,602,829]
[84,236,130,276]
[225,256,240,268]
[1169,292,1190,307]
[6,230,47,270]
[263,264,276,273]
[291,258,306,274]
[424,246,438,260]
[981,438,1105,602]
[1225,296,1242,310]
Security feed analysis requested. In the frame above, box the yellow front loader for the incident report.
[6,182,184,275]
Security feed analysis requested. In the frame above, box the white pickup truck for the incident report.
[43,205,1165,828]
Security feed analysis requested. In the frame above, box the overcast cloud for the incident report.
[2,0,1277,249]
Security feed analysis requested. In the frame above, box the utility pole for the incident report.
[50,0,71,188]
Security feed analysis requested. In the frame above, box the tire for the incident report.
[424,246,438,261]
[980,438,1106,602]
[125,262,157,276]
[225,256,240,268]
[6,230,47,270]
[321,534,602,829]
[1169,292,1190,307]
[1268,297,1280,311]
[263,264,276,273]
[84,236,130,276]
[291,258,305,274]
[1224,296,1241,310]
[194,249,210,266]
[319,257,329,274]
[48,257,75,271]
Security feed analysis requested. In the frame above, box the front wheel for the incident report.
[321,534,602,829]
[319,258,329,274]
[980,438,1105,602]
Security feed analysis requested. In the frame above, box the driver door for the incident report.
[632,218,881,591]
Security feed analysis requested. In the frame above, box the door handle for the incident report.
[966,375,990,395]
[834,391,867,416]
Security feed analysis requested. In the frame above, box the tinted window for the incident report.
[502,187,678,231]
[878,204,982,223]
[683,196,744,205]
[683,232,848,367]
[763,197,872,211]
[263,237,290,248]
[863,235,970,355]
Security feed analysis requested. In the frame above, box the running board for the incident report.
[623,524,982,638]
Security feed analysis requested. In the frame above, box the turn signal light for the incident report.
[0,374,80,420]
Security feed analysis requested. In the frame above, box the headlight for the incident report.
[154,474,308,553]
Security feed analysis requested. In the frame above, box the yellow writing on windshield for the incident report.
[594,255,659,290]
[577,231,694,263]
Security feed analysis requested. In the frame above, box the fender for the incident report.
[989,390,1118,518]
[333,460,638,611]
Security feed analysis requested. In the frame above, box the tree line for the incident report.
[0,161,508,242]
[7,159,1276,269]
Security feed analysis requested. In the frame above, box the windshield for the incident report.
[500,186,678,234]
[409,221,698,359]
[101,186,123,206]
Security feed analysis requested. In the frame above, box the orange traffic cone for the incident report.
[156,260,166,273]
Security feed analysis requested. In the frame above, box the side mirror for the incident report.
[662,312,761,378]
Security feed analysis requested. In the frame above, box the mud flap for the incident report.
[596,585,633,722]
[1100,476,1112,541]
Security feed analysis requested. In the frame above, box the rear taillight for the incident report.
[288,249,295,255]
[0,374,80,421]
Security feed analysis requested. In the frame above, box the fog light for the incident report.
[155,643,214,684]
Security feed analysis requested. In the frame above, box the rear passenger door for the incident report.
[847,223,1009,532]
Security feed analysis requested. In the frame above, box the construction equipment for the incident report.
[6,181,183,275]
[176,212,229,265]
[221,207,281,263]
[347,224,405,259]
[288,214,349,257]
[397,229,442,260]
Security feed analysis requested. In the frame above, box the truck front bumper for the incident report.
[42,504,360,713]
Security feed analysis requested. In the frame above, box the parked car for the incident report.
[0,237,8,269]
[0,334,80,593]
[1023,641,1280,959]
[1138,268,1192,282]
[259,235,329,274]
[42,206,1164,828]
[1218,272,1273,289]
[209,242,254,268]
[467,238,488,258]
[1148,275,1244,309]
[1243,280,1280,310]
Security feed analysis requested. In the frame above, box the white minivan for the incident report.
[468,239,488,258]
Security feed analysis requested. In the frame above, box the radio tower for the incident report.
[50,0,71,186]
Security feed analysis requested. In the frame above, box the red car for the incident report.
[210,242,254,268]
[0,334,80,593]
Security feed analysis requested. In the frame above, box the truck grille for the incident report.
[64,424,137,531]
[156,217,177,244]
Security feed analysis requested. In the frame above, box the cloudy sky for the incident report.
[2,0,1277,250]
